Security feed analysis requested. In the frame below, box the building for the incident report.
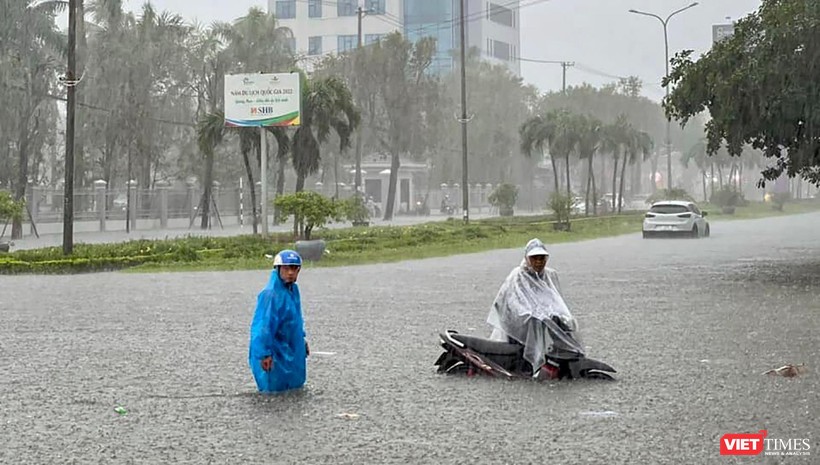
[267,0,521,76]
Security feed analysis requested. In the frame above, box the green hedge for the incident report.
[0,214,638,275]
[0,235,290,275]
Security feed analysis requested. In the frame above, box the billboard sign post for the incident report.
[224,73,301,235]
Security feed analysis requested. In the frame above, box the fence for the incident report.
[12,180,525,237]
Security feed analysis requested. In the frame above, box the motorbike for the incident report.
[434,315,617,381]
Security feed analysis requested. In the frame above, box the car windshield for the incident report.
[650,204,690,214]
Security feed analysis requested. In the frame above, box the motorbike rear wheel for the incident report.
[581,370,616,381]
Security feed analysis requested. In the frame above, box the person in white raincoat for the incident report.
[487,238,577,376]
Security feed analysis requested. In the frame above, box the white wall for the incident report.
[477,1,521,76]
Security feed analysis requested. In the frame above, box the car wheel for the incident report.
[705,224,710,237]
[642,231,650,239]
[691,225,699,238]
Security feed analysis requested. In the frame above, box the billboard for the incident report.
[712,23,735,44]
[224,73,301,127]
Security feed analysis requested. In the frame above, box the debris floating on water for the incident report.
[113,406,128,416]
[763,364,807,378]
[335,412,360,420]
[579,410,619,418]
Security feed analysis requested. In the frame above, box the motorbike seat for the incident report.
[449,333,523,355]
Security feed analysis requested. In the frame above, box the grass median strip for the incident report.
[1,200,818,274]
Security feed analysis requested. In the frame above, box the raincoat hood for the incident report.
[248,268,307,393]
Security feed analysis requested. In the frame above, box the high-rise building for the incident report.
[267,0,521,76]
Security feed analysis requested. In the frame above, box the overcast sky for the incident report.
[63,0,762,101]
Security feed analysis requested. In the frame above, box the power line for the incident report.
[45,93,196,127]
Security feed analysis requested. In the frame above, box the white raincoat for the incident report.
[487,240,576,370]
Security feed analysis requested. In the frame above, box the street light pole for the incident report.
[354,6,372,195]
[629,2,698,191]
[459,0,469,223]
[63,0,78,255]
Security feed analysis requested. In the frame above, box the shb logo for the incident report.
[250,107,275,115]
[720,430,767,455]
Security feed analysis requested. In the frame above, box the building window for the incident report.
[337,34,357,53]
[308,0,322,18]
[308,36,322,55]
[404,0,456,75]
[492,39,510,61]
[337,0,356,17]
[366,0,386,14]
[489,3,514,27]
[275,0,296,19]
[365,33,386,45]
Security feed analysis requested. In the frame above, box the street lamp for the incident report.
[629,2,698,191]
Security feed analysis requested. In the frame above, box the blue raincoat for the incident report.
[249,268,307,393]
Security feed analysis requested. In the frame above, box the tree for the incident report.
[620,128,653,213]
[573,114,603,215]
[1,0,64,239]
[218,8,294,203]
[664,0,820,187]
[367,33,435,220]
[520,109,576,195]
[601,115,630,211]
[291,74,360,192]
[440,52,538,183]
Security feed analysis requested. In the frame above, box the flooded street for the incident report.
[2,213,818,464]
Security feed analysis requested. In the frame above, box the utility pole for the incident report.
[459,0,469,223]
[63,0,78,255]
[354,6,372,195]
[561,61,575,92]
[518,57,574,92]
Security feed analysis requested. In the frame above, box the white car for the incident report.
[642,200,710,238]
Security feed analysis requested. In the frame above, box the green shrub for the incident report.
[488,183,518,216]
[0,191,24,223]
[339,194,371,224]
[273,191,343,240]
[548,192,574,225]
[710,187,744,207]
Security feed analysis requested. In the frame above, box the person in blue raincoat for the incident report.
[249,249,309,393]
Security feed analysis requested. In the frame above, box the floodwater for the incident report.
[2,212,818,463]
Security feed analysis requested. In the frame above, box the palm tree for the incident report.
[187,24,229,229]
[520,115,559,193]
[520,109,576,196]
[552,110,579,197]
[601,115,630,211]
[218,8,294,223]
[218,7,293,75]
[682,138,710,202]
[619,128,653,213]
[573,114,602,215]
[291,74,360,192]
